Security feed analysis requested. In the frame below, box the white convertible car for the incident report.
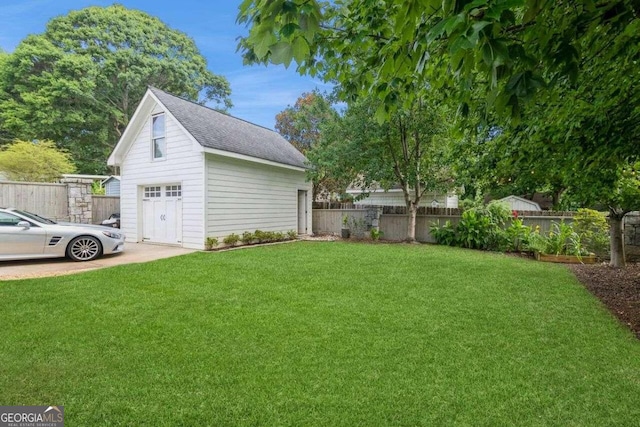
[0,207,125,262]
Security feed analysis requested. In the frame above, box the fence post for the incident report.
[61,178,93,224]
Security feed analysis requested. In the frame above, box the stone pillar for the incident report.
[624,212,640,262]
[365,206,383,232]
[62,178,93,224]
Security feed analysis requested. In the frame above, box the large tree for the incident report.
[0,139,75,182]
[238,1,637,121]
[310,95,454,241]
[239,0,639,265]
[275,91,341,200]
[0,4,231,173]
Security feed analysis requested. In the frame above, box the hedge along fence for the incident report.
[312,206,574,243]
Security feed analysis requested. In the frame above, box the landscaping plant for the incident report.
[527,222,589,257]
[204,237,219,251]
[573,209,610,258]
[241,231,255,245]
[223,233,240,246]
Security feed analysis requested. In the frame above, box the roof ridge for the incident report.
[147,86,280,134]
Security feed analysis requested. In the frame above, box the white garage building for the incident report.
[108,87,311,249]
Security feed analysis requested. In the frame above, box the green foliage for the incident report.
[223,233,240,246]
[573,209,610,257]
[431,202,513,251]
[309,95,456,240]
[238,0,638,124]
[430,220,457,246]
[454,202,510,251]
[505,219,533,252]
[0,4,231,173]
[456,209,493,250]
[287,230,298,240]
[528,222,589,257]
[254,229,267,243]
[91,181,106,195]
[276,91,341,201]
[204,237,219,251]
[370,228,383,241]
[241,231,256,245]
[0,139,75,181]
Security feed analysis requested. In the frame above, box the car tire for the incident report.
[67,236,102,262]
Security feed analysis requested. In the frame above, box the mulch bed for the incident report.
[570,263,640,339]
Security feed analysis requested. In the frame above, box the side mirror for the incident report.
[17,221,31,229]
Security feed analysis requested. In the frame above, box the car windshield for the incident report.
[13,209,57,225]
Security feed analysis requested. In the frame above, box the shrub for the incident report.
[527,221,589,257]
[204,237,218,250]
[506,218,532,252]
[241,231,255,245]
[254,230,266,243]
[456,209,492,249]
[287,230,298,240]
[573,209,610,256]
[430,220,457,246]
[370,228,383,241]
[430,201,512,251]
[223,233,240,246]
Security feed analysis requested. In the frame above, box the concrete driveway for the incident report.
[0,243,196,280]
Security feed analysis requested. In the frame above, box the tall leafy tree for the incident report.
[0,4,231,173]
[310,95,454,241]
[0,140,75,182]
[237,1,639,265]
[238,1,638,123]
[275,91,341,200]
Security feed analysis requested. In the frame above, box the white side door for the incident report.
[297,190,308,234]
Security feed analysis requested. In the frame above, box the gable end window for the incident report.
[152,113,166,160]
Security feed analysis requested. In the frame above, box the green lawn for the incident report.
[1,242,639,426]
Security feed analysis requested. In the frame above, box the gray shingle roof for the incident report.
[149,87,308,169]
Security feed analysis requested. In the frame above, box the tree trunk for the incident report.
[609,209,626,268]
[406,203,417,243]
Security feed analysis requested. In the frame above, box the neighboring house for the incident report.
[102,176,121,196]
[107,87,312,249]
[498,195,541,211]
[347,185,459,208]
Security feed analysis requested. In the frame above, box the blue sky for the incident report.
[0,0,329,129]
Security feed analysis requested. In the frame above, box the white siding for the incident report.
[120,104,205,249]
[104,179,120,196]
[206,154,311,238]
[499,196,541,211]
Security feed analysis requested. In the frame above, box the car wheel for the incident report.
[67,236,102,262]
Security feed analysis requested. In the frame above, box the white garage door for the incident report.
[142,184,183,245]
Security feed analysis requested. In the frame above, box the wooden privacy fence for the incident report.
[312,208,574,243]
[0,180,120,224]
[92,196,121,224]
[0,181,68,221]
